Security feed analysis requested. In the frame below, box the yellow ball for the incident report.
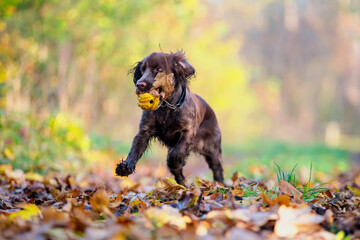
[137,93,160,111]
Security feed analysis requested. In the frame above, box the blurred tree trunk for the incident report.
[0,59,5,110]
[6,57,30,113]
[82,49,97,129]
[58,42,72,112]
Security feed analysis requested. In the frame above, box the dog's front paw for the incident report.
[115,161,135,177]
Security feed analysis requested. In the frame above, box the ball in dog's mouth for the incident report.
[137,92,160,110]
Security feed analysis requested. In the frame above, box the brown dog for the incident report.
[116,51,224,186]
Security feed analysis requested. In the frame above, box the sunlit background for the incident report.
[1,0,359,181]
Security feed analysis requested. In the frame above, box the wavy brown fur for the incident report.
[116,51,223,186]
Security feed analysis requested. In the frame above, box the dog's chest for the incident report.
[154,112,188,147]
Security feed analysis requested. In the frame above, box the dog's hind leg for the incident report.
[204,150,224,184]
[195,128,224,183]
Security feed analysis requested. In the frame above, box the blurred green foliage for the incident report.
[0,111,351,178]
[89,133,130,156]
[0,112,90,173]
[223,140,349,180]
[0,0,263,141]
[0,0,356,176]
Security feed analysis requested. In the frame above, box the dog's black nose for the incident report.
[136,81,147,91]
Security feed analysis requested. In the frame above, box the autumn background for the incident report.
[1,0,359,179]
[1,0,360,239]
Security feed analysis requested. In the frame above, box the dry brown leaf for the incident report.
[190,187,202,197]
[279,180,304,204]
[226,207,277,227]
[227,228,264,240]
[41,207,69,226]
[156,177,186,190]
[0,163,357,239]
[70,206,93,232]
[274,205,325,237]
[145,205,187,230]
[261,192,291,206]
[150,72,175,99]
[89,188,110,212]
[51,188,71,202]
[231,172,239,183]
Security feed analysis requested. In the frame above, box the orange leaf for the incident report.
[279,180,304,204]
[261,193,290,207]
[231,172,238,183]
[90,188,110,212]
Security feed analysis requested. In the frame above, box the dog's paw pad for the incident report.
[115,162,134,177]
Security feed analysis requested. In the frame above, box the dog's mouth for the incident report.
[157,87,164,100]
[136,87,165,100]
[136,72,175,101]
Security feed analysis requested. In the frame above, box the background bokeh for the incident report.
[1,0,359,179]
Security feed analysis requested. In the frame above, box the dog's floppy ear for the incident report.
[173,51,195,80]
[129,61,143,84]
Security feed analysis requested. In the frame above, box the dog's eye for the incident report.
[156,67,163,72]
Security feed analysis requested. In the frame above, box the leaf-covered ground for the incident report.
[0,162,359,240]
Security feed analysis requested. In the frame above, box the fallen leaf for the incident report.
[70,206,93,232]
[41,207,69,226]
[261,192,291,206]
[89,188,110,212]
[227,228,264,240]
[231,172,239,183]
[145,205,187,230]
[9,204,41,221]
[156,177,186,190]
[196,221,210,236]
[25,172,44,182]
[279,180,304,204]
[51,188,70,202]
[226,207,277,227]
[275,205,325,237]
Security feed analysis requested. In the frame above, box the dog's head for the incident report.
[131,51,195,93]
